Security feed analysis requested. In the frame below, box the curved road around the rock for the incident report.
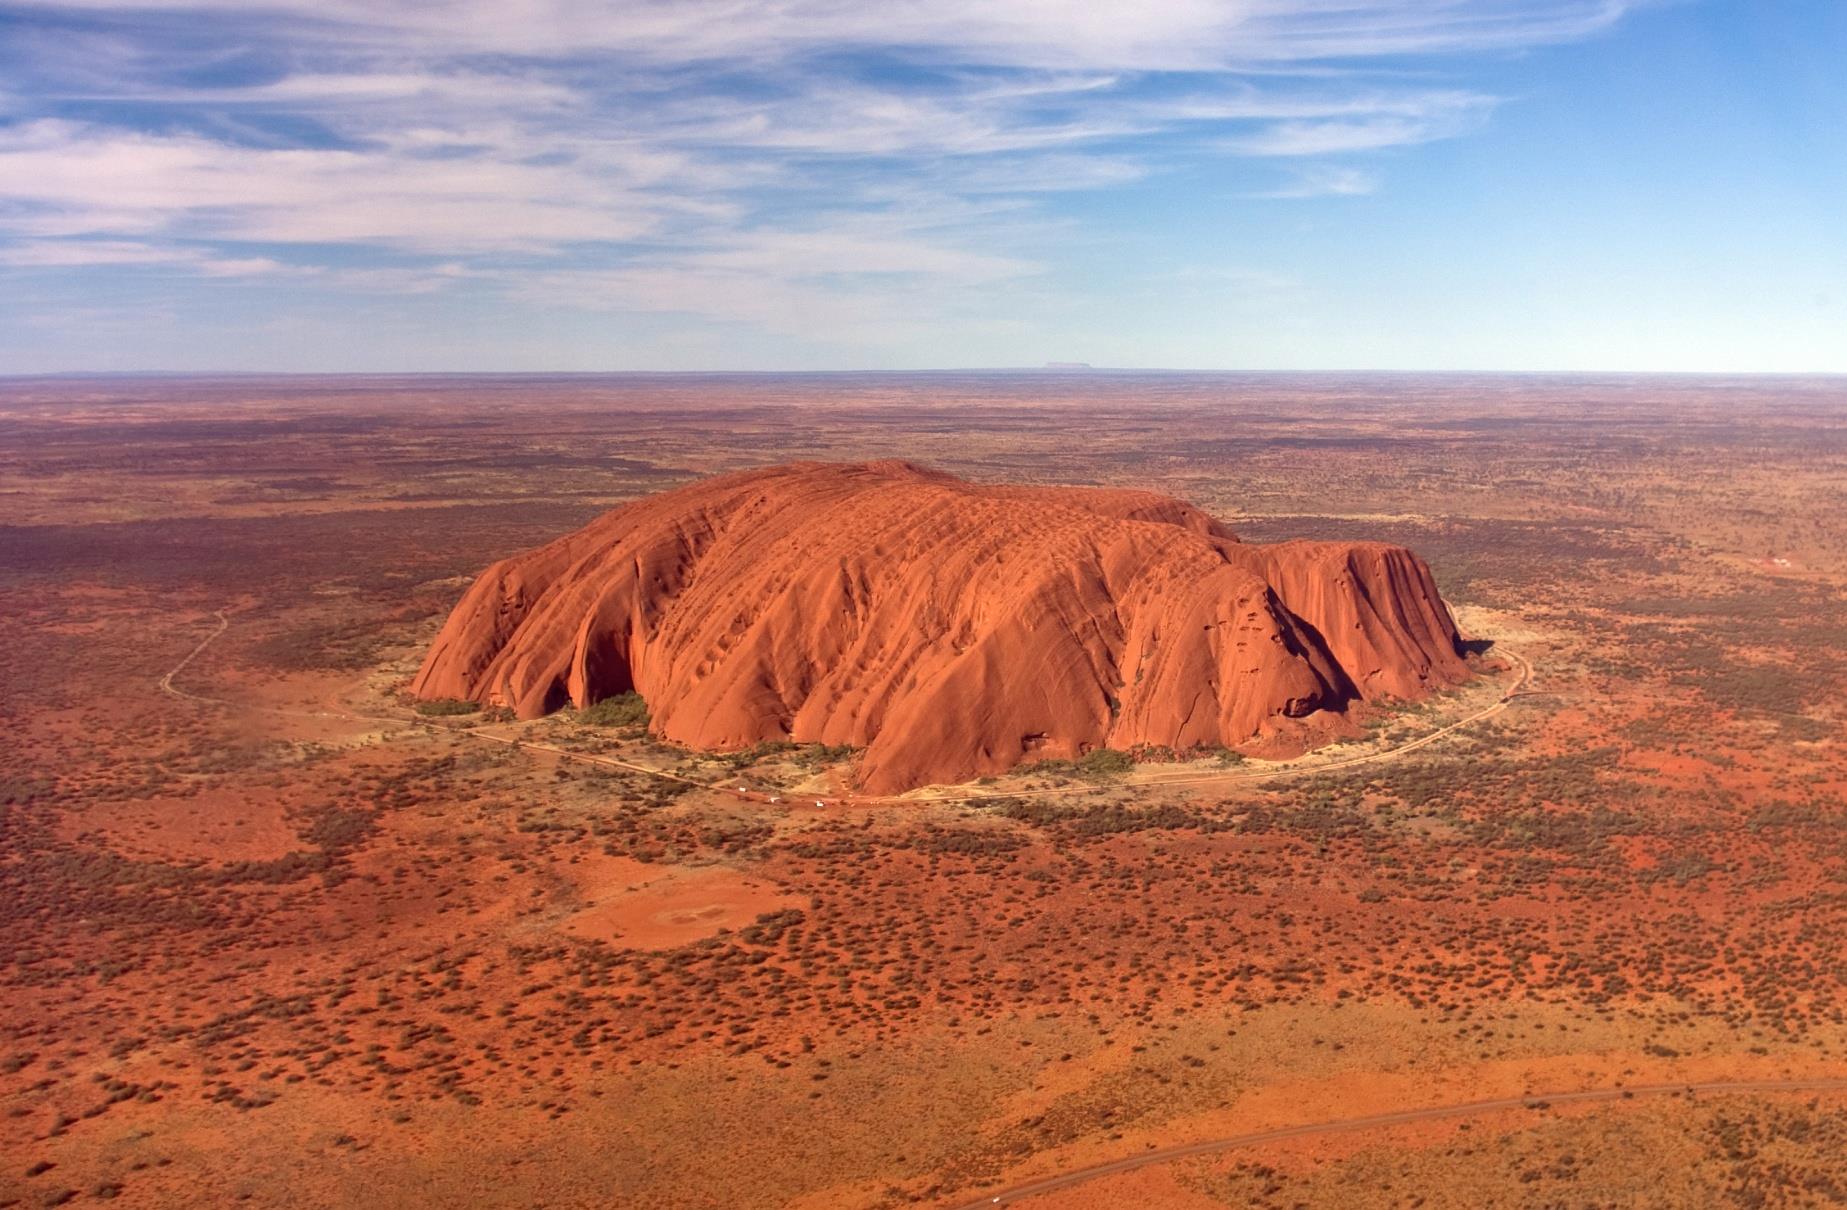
[919,645,1533,804]
[160,608,1533,807]
[947,1077,1847,1209]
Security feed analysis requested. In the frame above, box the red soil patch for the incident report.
[57,786,300,864]
[560,855,804,949]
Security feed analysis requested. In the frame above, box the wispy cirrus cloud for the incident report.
[1226,110,1491,156]
[1247,164,1383,198]
[0,0,1649,354]
[0,118,680,250]
[0,237,283,274]
[21,0,1642,67]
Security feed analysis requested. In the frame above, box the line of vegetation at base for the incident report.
[414,697,480,717]
[1022,743,1245,781]
[1021,747,1134,779]
[577,692,649,727]
[701,739,858,770]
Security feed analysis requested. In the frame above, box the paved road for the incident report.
[948,1077,1847,1208]
[158,609,1533,808]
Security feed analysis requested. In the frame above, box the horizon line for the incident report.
[6,367,1847,381]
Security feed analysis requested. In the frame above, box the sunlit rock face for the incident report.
[414,461,1470,792]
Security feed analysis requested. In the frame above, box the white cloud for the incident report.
[0,237,286,274]
[0,238,185,266]
[505,262,1038,350]
[682,231,1031,281]
[0,0,1649,342]
[0,119,666,251]
[72,71,583,111]
[1228,113,1482,156]
[33,0,1642,67]
[1248,164,1382,198]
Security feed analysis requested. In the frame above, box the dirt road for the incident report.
[158,609,1533,807]
[916,646,1533,804]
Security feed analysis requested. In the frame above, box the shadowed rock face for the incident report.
[413,461,1470,793]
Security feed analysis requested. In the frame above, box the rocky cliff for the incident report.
[413,461,1470,792]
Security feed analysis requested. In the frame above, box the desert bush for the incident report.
[414,698,480,717]
[793,743,856,769]
[577,692,649,727]
[1078,748,1134,776]
[711,738,794,767]
[250,617,387,671]
[1070,803,1212,835]
[301,807,375,853]
[914,827,1026,855]
[992,798,1073,826]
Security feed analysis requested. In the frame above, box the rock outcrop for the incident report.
[413,461,1469,792]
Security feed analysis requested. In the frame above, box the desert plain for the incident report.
[2,371,1845,1208]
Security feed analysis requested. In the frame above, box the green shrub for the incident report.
[578,692,649,727]
[1020,746,1135,781]
[1077,747,1134,777]
[794,743,856,769]
[302,807,375,853]
[414,698,480,717]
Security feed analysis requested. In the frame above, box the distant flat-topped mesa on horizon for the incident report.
[413,461,1471,793]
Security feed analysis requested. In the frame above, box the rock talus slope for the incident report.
[413,462,1470,792]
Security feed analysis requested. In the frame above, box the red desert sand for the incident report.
[413,461,1470,792]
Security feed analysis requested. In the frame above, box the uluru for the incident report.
[412,461,1471,793]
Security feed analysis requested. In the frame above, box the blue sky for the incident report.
[0,0,1841,372]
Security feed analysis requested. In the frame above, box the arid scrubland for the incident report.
[2,373,1843,1208]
